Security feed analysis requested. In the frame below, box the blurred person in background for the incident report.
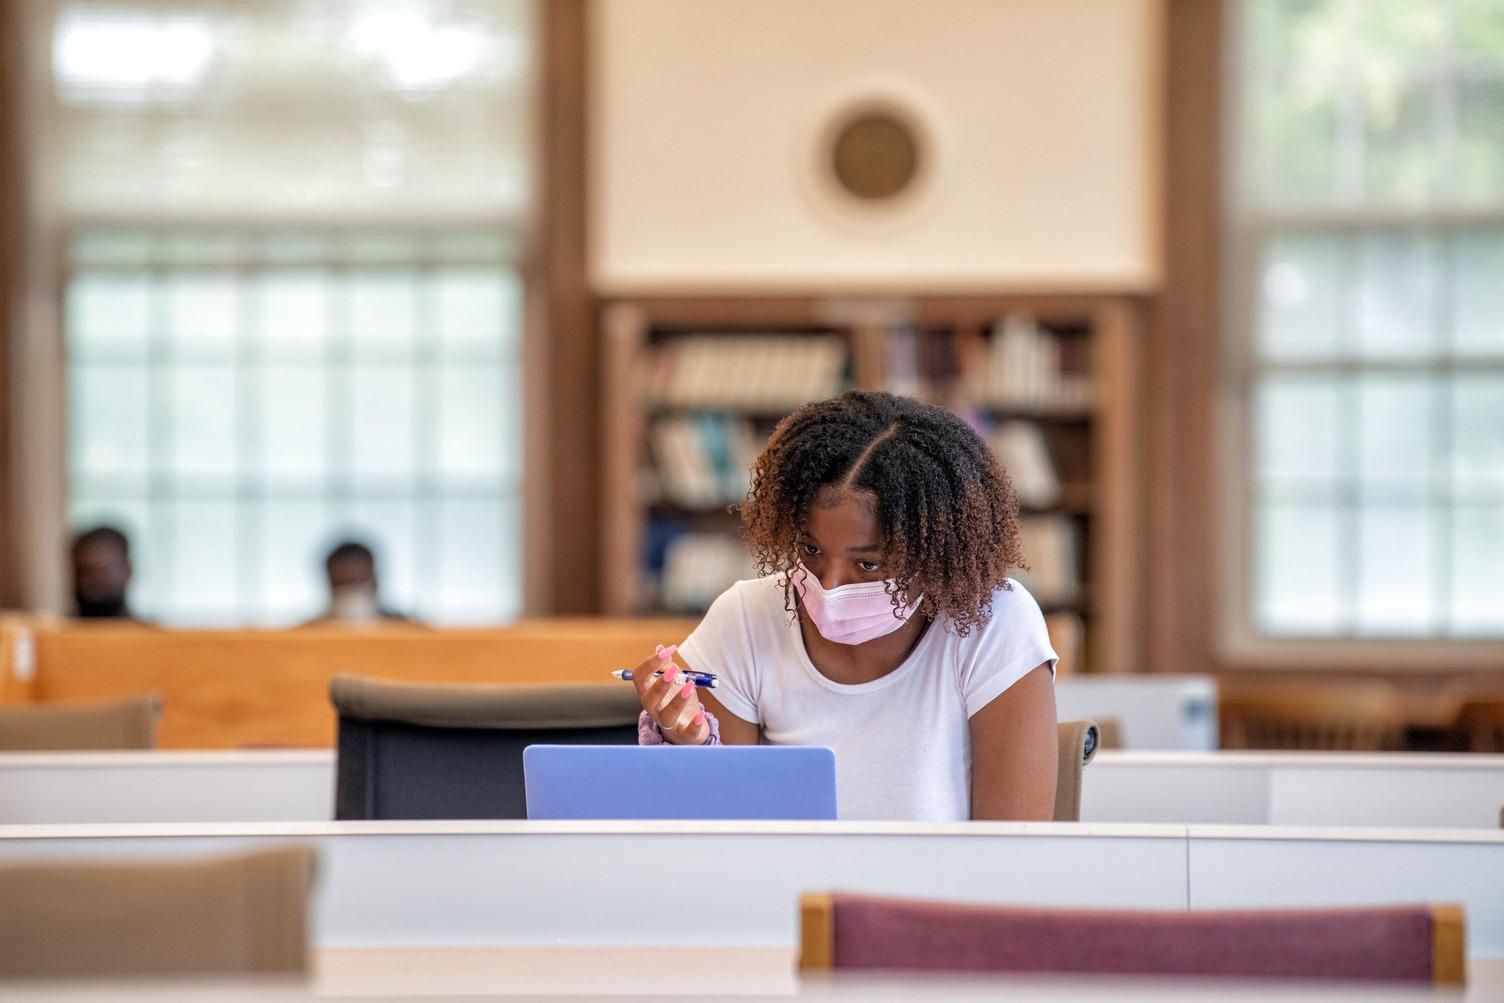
[305,540,414,626]
[70,526,139,620]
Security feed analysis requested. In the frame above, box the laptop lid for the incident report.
[523,745,838,820]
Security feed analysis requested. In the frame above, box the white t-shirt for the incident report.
[677,576,1057,821]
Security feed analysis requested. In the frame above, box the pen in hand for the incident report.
[610,668,719,688]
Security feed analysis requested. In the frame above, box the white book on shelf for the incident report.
[1016,515,1079,606]
[992,421,1060,508]
[650,418,691,505]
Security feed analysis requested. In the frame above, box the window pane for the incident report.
[1255,376,1343,489]
[1453,375,1504,494]
[436,363,513,485]
[1452,505,1504,635]
[1255,502,1344,634]
[170,366,237,483]
[260,366,326,487]
[167,270,238,361]
[1455,72,1504,203]
[1354,233,1439,359]
[257,499,328,624]
[68,273,150,361]
[435,267,520,359]
[349,269,417,361]
[69,365,149,485]
[346,498,420,616]
[433,496,519,623]
[1357,376,1432,495]
[1454,230,1504,356]
[1355,505,1435,635]
[258,269,328,362]
[347,365,414,483]
[1362,70,1438,204]
[163,499,240,623]
[1257,233,1344,359]
[1248,57,1340,206]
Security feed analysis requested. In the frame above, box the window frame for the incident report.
[8,0,551,619]
[56,223,534,626]
[1216,0,1504,672]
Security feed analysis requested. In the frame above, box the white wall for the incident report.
[589,0,1162,293]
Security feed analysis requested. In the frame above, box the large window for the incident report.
[37,0,533,624]
[1228,0,1504,642]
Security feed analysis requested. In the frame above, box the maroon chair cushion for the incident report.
[830,894,1434,981]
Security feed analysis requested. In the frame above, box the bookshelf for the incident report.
[601,296,1142,674]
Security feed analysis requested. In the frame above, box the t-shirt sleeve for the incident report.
[957,580,1058,718]
[676,583,761,724]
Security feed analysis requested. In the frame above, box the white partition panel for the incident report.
[0,821,1188,948]
[0,752,333,824]
[1082,756,1271,824]
[1266,759,1504,830]
[1188,827,1504,959]
[1056,676,1218,750]
[1082,752,1504,828]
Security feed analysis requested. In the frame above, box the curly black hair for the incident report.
[739,390,1024,636]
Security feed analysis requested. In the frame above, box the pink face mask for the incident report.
[792,563,921,646]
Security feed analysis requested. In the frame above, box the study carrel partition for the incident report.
[0,618,696,749]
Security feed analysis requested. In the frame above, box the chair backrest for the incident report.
[1220,683,1403,751]
[330,674,642,820]
[0,693,162,751]
[0,845,316,977]
[798,892,1465,984]
[1457,699,1504,753]
[1053,719,1099,822]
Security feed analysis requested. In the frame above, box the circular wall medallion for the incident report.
[829,109,922,202]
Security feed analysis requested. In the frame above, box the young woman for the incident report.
[630,390,1058,821]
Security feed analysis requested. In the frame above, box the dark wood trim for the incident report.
[536,0,597,614]
[0,2,22,608]
[1144,0,1222,675]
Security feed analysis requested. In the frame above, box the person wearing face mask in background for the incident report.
[303,539,415,627]
[629,391,1058,822]
[70,525,148,622]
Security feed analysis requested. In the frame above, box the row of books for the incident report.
[648,414,763,508]
[648,412,1075,515]
[965,314,1094,411]
[646,334,848,409]
[1013,515,1081,607]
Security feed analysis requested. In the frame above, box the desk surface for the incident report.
[0,950,1497,1000]
[2,821,1500,957]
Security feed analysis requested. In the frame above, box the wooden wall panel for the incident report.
[0,2,22,609]
[538,0,601,614]
[10,620,697,749]
[1144,0,1221,676]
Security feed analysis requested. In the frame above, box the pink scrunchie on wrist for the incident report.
[638,709,721,746]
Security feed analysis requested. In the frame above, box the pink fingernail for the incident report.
[659,644,678,660]
[654,644,665,656]
[694,710,705,725]
[680,682,693,698]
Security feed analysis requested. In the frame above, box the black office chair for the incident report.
[330,674,641,820]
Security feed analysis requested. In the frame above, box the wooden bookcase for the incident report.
[600,295,1143,674]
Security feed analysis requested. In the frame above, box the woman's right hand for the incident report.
[631,643,709,745]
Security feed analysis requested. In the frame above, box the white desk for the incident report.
[7,749,1503,830]
[1,821,1501,958]
[1083,752,1504,828]
[0,949,1498,1000]
[0,821,1188,947]
[0,751,332,824]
